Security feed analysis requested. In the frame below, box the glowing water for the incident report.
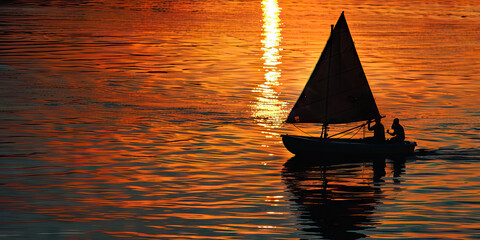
[0,0,479,239]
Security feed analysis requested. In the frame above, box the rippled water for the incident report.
[1,0,479,239]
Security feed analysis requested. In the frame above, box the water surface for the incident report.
[1,0,479,239]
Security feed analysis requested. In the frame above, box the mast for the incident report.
[285,12,381,126]
[322,24,334,139]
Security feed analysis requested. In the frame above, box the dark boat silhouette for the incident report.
[282,12,416,157]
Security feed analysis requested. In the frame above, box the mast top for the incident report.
[285,12,381,124]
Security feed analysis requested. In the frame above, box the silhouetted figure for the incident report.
[387,118,405,142]
[367,118,385,143]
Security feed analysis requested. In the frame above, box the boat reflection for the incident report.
[282,156,406,239]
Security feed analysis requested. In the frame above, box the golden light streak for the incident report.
[252,0,287,131]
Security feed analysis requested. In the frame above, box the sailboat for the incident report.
[282,12,416,157]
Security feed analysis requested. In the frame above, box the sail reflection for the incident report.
[252,0,287,133]
[282,157,406,239]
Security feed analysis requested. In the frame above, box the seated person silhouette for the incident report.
[366,118,385,143]
[387,118,405,142]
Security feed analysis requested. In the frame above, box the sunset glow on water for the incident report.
[0,0,479,239]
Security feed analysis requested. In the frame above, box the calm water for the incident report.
[1,0,479,239]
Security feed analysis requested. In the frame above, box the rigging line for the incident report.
[334,130,353,139]
[348,124,364,139]
[333,116,384,139]
[292,123,314,137]
[336,128,358,138]
[328,123,366,138]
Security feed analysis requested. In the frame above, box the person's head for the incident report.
[375,118,381,123]
[393,118,400,125]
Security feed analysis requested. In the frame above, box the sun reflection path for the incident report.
[252,0,287,136]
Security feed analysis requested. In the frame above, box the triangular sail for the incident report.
[286,12,380,124]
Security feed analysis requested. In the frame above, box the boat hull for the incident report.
[282,134,416,157]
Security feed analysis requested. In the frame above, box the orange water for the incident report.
[0,0,479,239]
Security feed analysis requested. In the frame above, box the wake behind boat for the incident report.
[282,12,416,157]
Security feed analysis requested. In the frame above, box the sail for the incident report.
[286,12,381,124]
